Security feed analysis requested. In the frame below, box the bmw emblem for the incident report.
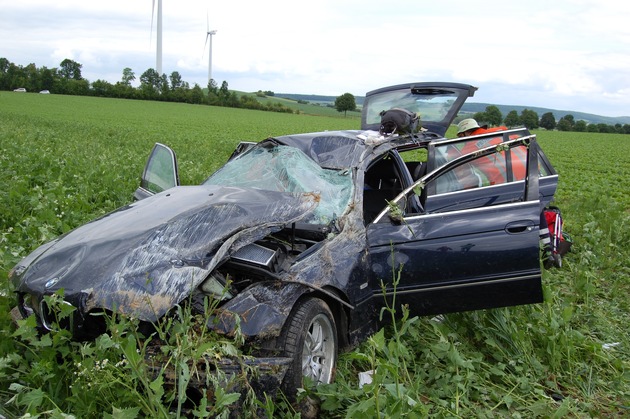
[45,277,59,289]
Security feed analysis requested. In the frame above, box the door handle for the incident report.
[505,220,535,234]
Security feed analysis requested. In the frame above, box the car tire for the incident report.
[280,297,337,396]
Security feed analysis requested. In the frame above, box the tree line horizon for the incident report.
[468,105,630,135]
[2,57,629,134]
[0,57,295,114]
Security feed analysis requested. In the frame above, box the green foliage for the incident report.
[484,105,503,126]
[1,287,252,417]
[242,92,362,118]
[557,114,575,131]
[1,95,629,417]
[59,59,83,81]
[504,110,521,127]
[520,108,540,129]
[540,112,556,130]
[334,93,357,116]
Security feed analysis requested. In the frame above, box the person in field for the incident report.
[456,118,507,138]
[453,118,527,185]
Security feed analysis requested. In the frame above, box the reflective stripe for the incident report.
[510,146,528,180]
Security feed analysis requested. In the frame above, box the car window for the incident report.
[204,144,354,225]
[431,134,529,194]
[371,136,537,222]
[363,91,457,127]
[361,83,477,135]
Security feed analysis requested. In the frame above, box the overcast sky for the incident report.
[2,0,629,117]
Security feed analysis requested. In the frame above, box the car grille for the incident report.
[18,292,75,332]
[39,298,75,332]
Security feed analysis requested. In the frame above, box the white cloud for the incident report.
[1,0,629,116]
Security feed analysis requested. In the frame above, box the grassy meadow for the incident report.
[0,93,628,417]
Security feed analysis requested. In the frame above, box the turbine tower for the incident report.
[204,14,217,84]
[151,0,163,75]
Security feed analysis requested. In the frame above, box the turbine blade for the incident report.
[150,0,155,45]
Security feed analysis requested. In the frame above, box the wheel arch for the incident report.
[211,281,350,349]
[305,287,351,351]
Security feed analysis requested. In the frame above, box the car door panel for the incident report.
[368,200,541,284]
[366,136,543,316]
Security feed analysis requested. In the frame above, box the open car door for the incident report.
[134,143,180,200]
[367,136,543,316]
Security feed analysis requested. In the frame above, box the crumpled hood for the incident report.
[12,185,318,321]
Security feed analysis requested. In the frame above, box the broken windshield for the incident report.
[203,145,353,225]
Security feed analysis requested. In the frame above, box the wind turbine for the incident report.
[204,13,217,84]
[150,0,163,75]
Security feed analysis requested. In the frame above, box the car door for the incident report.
[366,136,543,316]
[134,143,180,200]
[424,128,558,211]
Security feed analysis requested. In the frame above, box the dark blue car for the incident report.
[10,82,561,395]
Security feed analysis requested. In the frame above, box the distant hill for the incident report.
[276,93,630,126]
[276,93,365,106]
[460,103,630,126]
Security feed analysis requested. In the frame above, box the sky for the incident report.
[1,0,629,117]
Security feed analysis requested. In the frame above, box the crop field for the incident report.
[0,93,628,417]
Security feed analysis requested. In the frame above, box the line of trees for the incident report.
[472,105,630,135]
[0,57,294,113]
[5,57,626,132]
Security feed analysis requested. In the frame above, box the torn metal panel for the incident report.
[209,206,372,341]
[273,131,370,169]
[212,282,312,338]
[13,185,319,322]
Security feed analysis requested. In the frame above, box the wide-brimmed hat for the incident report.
[457,118,480,134]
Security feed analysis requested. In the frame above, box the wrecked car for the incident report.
[10,82,564,396]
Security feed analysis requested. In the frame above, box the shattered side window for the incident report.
[203,145,353,224]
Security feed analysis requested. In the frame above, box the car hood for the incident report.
[12,185,319,321]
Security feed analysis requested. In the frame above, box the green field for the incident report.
[1,94,628,417]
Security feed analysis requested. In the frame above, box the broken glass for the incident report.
[204,145,353,224]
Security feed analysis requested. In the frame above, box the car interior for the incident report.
[363,155,408,224]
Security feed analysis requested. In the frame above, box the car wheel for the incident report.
[280,297,337,395]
